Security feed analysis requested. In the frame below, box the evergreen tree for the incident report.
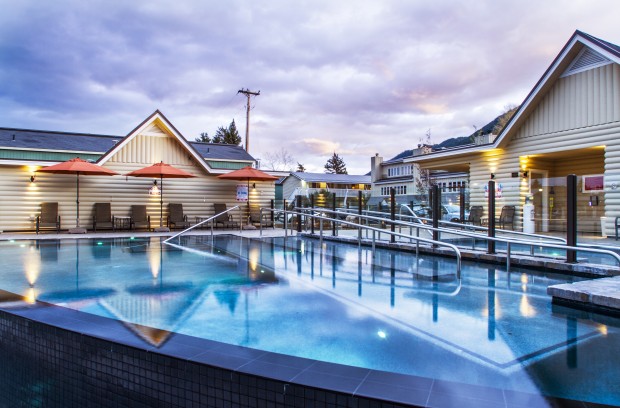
[213,119,242,145]
[296,163,306,172]
[324,153,347,174]
[195,132,211,143]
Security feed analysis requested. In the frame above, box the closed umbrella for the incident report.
[38,157,119,233]
[125,162,196,231]
[217,166,279,228]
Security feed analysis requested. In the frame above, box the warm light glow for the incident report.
[24,246,41,286]
[249,247,260,272]
[519,295,536,317]
[520,274,529,284]
[24,287,37,304]
[598,325,608,336]
[149,237,161,279]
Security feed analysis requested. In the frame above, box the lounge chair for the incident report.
[249,206,274,228]
[497,205,516,230]
[167,203,190,230]
[464,206,483,226]
[36,202,61,234]
[213,203,239,229]
[93,202,115,231]
[130,205,151,231]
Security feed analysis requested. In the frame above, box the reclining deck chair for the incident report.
[249,206,274,228]
[130,205,151,231]
[464,206,483,226]
[93,202,114,231]
[213,203,239,229]
[167,203,190,230]
[36,202,61,234]
[497,205,516,230]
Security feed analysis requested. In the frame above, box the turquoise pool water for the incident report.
[0,235,619,405]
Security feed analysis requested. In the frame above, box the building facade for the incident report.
[0,111,277,232]
[403,31,620,235]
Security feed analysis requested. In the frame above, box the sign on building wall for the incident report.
[484,183,503,198]
[236,184,248,202]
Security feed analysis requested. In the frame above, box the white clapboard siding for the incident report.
[0,122,275,232]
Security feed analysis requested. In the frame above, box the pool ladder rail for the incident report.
[274,206,620,273]
[163,205,242,245]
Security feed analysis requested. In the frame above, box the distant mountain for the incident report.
[388,106,519,161]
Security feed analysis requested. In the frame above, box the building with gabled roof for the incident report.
[280,171,371,203]
[403,30,620,235]
[0,110,277,232]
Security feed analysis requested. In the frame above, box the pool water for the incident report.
[1,235,619,405]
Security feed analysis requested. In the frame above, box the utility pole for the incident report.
[237,88,260,152]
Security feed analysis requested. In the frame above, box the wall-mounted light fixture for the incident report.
[522,171,528,178]
[149,179,161,196]
[252,183,256,189]
[29,175,36,183]
[490,173,495,179]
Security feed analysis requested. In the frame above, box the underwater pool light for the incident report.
[97,242,103,246]
[377,330,387,339]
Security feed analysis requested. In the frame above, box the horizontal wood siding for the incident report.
[0,165,274,231]
[515,64,620,139]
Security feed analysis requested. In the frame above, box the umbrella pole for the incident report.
[160,175,163,227]
[76,172,80,228]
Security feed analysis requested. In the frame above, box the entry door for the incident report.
[529,170,549,232]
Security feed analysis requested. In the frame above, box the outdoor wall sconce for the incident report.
[29,175,35,183]
[252,183,256,189]
[522,171,529,178]
[490,173,495,179]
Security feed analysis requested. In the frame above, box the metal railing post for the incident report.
[567,174,578,263]
[390,187,396,243]
[488,180,496,254]
[296,195,302,233]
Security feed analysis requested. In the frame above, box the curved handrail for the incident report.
[286,206,620,270]
[163,205,241,244]
[265,207,463,277]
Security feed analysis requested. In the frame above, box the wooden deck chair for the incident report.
[93,202,114,231]
[130,205,151,231]
[213,203,239,229]
[464,206,483,226]
[497,205,516,230]
[167,203,190,230]
[249,206,274,228]
[36,202,61,234]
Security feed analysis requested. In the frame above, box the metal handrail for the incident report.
[163,205,242,244]
[264,207,463,277]
[289,206,620,270]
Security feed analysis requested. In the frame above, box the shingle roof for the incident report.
[190,142,254,161]
[0,127,255,162]
[290,172,370,184]
[0,127,119,152]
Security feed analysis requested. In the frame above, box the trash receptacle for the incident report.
[601,216,607,238]
[523,203,535,234]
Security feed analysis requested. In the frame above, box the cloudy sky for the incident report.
[1,1,619,174]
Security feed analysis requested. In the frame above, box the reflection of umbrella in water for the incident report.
[125,162,196,232]
[38,157,119,233]
[217,166,279,228]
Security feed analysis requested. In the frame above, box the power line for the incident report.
[237,88,260,153]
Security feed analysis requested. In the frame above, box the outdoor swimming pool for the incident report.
[0,235,619,406]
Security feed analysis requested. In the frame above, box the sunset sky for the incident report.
[1,0,619,173]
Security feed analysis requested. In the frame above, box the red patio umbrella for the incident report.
[38,157,119,233]
[125,162,196,230]
[217,166,279,227]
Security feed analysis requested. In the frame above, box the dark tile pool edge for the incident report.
[0,293,615,408]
